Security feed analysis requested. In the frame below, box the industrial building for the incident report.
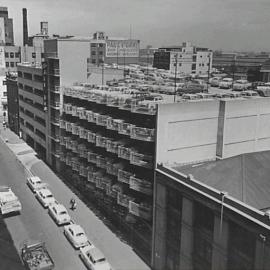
[212,51,269,81]
[152,96,270,270]
[0,7,14,46]
[153,42,212,76]
[153,159,270,270]
[260,59,270,82]
[17,63,47,159]
[89,31,140,66]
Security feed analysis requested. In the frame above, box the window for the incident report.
[10,52,14,58]
[5,52,8,58]
[41,53,45,58]
[91,43,96,48]
[91,59,96,64]
[179,63,182,67]
[5,62,9,67]
[98,43,104,48]
[15,52,20,58]
[192,64,196,70]
[3,92,7,96]
[32,53,36,58]
[91,51,96,56]
[99,51,103,55]
[10,62,14,67]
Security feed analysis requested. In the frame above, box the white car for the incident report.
[48,203,71,225]
[27,176,47,193]
[64,223,89,248]
[209,77,222,87]
[219,78,233,89]
[80,245,112,270]
[232,79,251,91]
[36,188,56,208]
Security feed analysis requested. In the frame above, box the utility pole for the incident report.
[231,54,236,89]
[101,58,104,86]
[147,50,150,80]
[207,52,211,92]
[123,49,126,79]
[174,54,178,102]
[116,44,119,69]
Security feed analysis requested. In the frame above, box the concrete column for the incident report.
[254,236,270,270]
[152,182,167,270]
[179,197,194,270]
[211,215,229,270]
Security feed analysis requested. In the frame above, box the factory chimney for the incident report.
[22,8,28,46]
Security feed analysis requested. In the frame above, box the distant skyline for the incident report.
[2,0,270,51]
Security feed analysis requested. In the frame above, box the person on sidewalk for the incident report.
[70,198,77,210]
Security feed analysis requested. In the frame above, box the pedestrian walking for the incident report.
[70,198,77,210]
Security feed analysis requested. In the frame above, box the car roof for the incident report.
[39,188,52,196]
[53,203,66,212]
[68,224,84,233]
[29,176,42,182]
[88,247,105,261]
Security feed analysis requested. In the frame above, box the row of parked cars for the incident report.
[210,77,254,90]
[27,176,112,270]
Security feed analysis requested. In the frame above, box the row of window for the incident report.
[5,52,20,58]
[6,61,18,68]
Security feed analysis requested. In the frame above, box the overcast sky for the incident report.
[2,0,270,51]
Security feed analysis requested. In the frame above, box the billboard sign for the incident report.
[0,46,5,68]
[0,18,5,45]
[106,40,139,58]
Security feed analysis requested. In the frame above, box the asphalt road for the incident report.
[0,118,150,270]
[0,139,86,270]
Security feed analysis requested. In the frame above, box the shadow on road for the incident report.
[0,217,25,270]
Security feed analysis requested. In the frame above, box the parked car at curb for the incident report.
[48,202,71,225]
[79,245,112,270]
[36,188,56,208]
[64,223,90,249]
[27,176,47,193]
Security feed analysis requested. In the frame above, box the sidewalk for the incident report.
[0,126,150,270]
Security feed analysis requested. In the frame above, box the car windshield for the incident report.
[96,258,106,263]
[76,232,84,237]
[59,211,67,215]
[46,194,53,198]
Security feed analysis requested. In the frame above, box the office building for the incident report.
[153,42,212,76]
[6,72,19,134]
[17,63,47,159]
[139,47,158,66]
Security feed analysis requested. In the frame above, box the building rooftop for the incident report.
[173,150,270,211]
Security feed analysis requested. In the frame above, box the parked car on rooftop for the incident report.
[219,78,233,89]
[232,80,252,91]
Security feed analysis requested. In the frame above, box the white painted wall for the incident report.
[58,39,90,86]
[156,97,270,166]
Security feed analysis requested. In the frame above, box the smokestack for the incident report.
[22,8,28,46]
